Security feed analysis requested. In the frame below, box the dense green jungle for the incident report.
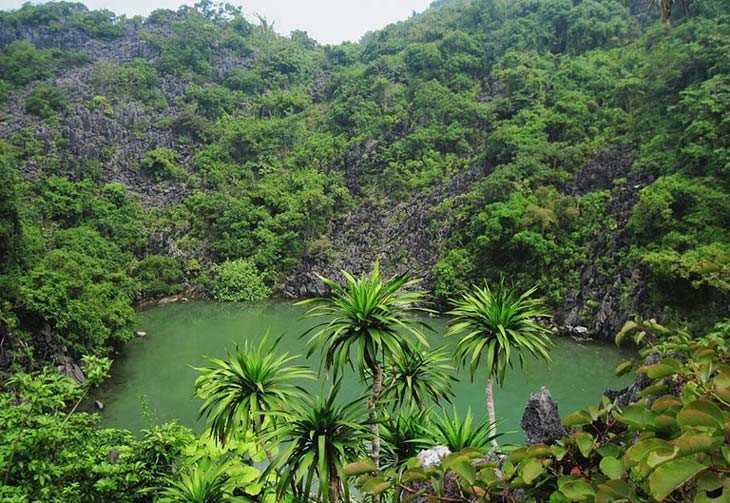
[0,0,728,501]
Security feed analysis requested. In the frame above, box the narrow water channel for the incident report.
[93,300,631,443]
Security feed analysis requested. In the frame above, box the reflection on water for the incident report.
[93,300,632,443]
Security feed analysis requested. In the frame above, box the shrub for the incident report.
[25,84,66,118]
[140,148,187,182]
[211,259,270,302]
[131,255,185,299]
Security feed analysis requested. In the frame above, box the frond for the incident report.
[298,264,430,379]
[447,280,553,387]
[382,344,456,410]
[266,383,370,502]
[194,332,314,446]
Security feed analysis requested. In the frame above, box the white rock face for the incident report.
[417,445,451,468]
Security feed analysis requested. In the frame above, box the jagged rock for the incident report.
[280,165,485,298]
[555,148,656,341]
[57,362,86,385]
[520,387,564,446]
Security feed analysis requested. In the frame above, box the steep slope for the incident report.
[0,0,727,369]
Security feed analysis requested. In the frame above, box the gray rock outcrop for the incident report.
[520,387,565,446]
[555,148,656,340]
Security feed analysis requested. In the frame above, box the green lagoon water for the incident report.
[94,300,631,443]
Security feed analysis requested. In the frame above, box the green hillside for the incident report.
[0,1,728,500]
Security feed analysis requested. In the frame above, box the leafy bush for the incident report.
[140,148,187,182]
[19,226,135,355]
[346,321,730,502]
[131,255,185,299]
[0,40,52,87]
[72,9,124,39]
[211,259,270,302]
[0,365,193,502]
[25,83,66,118]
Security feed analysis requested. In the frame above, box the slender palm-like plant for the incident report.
[380,406,432,468]
[425,406,499,453]
[382,344,456,411]
[446,279,553,448]
[157,458,241,503]
[298,263,428,469]
[194,332,314,448]
[267,383,370,503]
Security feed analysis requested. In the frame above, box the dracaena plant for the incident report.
[447,278,553,447]
[380,405,433,468]
[265,382,370,503]
[298,262,429,469]
[157,457,255,503]
[426,406,499,453]
[382,343,456,411]
[194,331,314,449]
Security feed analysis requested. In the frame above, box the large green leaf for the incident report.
[360,476,391,495]
[651,395,682,413]
[507,447,529,464]
[444,457,476,485]
[596,444,621,458]
[639,358,682,379]
[624,438,669,466]
[400,468,427,483]
[599,456,626,480]
[676,399,726,430]
[596,479,636,503]
[648,457,708,501]
[526,444,554,458]
[615,321,638,347]
[614,360,635,378]
[714,366,730,388]
[714,385,730,404]
[342,460,376,477]
[564,410,593,426]
[616,404,657,430]
[670,433,724,456]
[645,445,679,468]
[638,382,669,398]
[522,458,545,485]
[558,476,596,501]
[572,431,594,458]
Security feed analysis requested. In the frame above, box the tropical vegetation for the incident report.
[297,264,428,469]
[0,0,728,500]
[447,280,553,445]
[347,320,730,503]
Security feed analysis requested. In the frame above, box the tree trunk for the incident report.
[486,375,498,449]
[328,461,341,502]
[367,364,383,503]
[367,364,383,468]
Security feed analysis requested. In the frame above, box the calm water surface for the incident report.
[94,300,631,443]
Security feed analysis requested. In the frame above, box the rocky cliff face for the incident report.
[284,147,656,341]
[0,8,667,342]
[556,149,656,340]
[280,165,484,298]
[0,20,197,206]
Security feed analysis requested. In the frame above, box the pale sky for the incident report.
[0,0,434,44]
